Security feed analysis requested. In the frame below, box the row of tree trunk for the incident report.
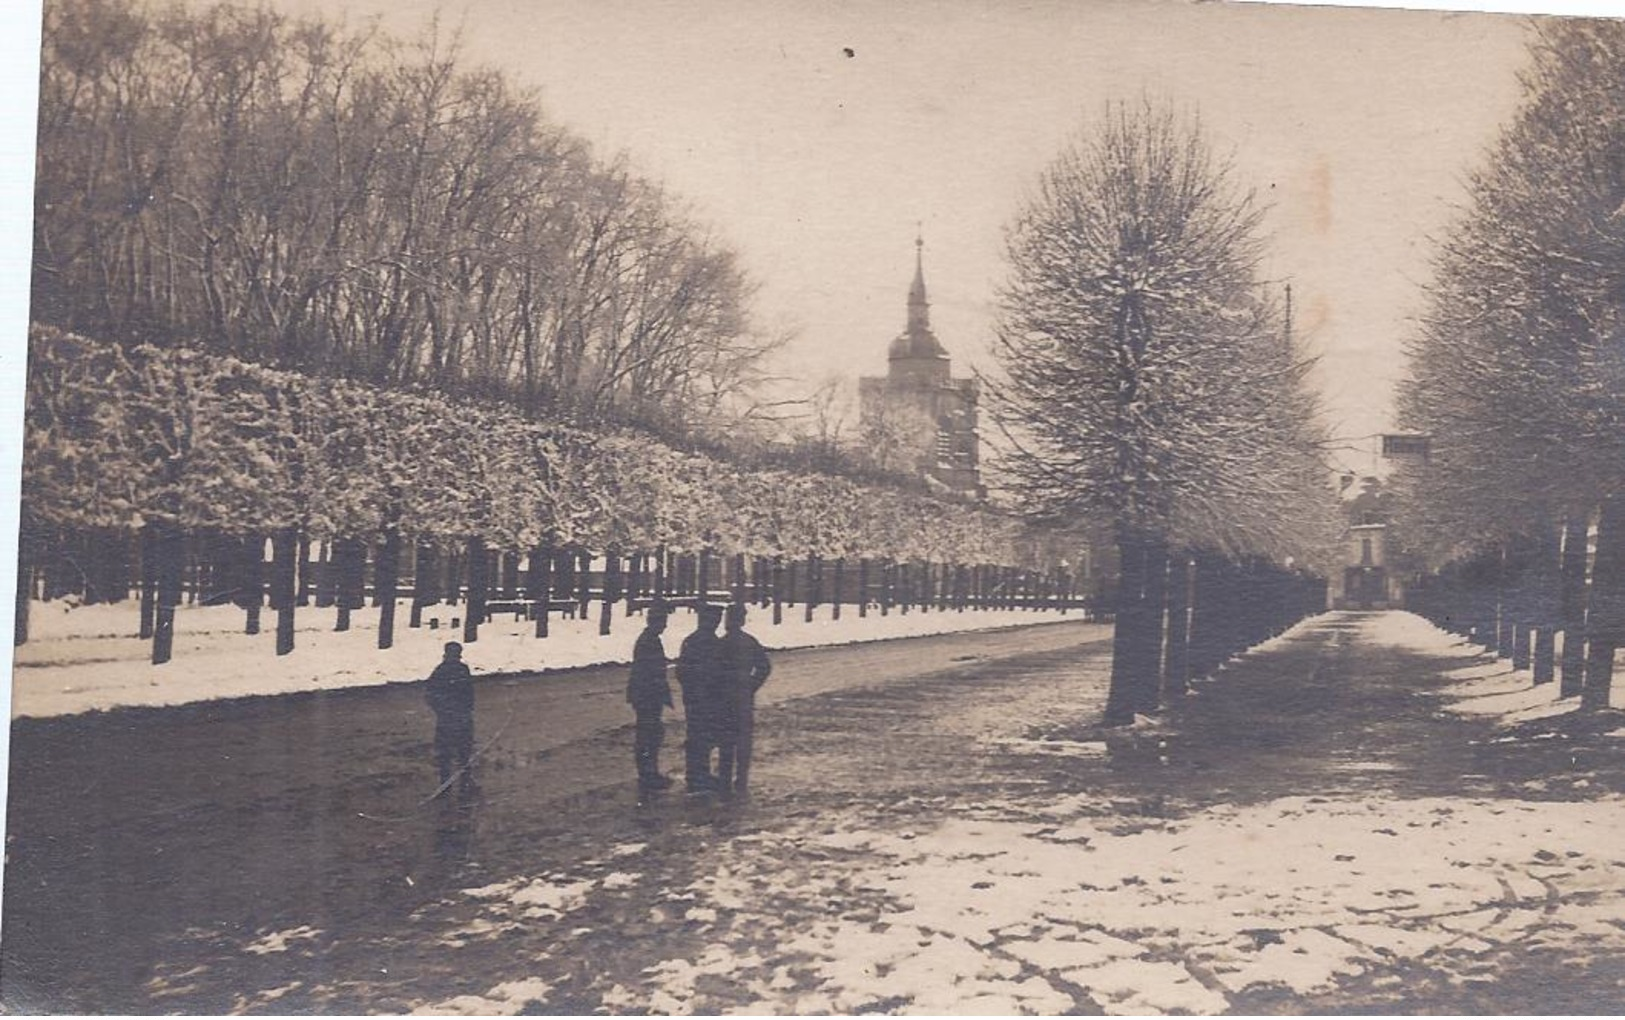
[1408,497,1625,711]
[1104,531,1328,725]
[15,525,1097,665]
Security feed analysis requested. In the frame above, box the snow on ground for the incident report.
[9,599,1085,719]
[1356,611,1625,723]
[413,792,1625,1015]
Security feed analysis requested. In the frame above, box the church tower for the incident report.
[858,235,983,497]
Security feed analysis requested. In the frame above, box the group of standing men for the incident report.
[422,601,772,801]
[627,602,773,796]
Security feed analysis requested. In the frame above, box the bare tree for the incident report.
[32,0,779,442]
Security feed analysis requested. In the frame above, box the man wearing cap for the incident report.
[627,602,675,791]
[718,603,772,796]
[675,603,725,792]
[426,640,476,793]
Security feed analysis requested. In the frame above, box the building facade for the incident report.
[857,238,983,497]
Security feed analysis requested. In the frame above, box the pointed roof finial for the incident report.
[909,228,929,320]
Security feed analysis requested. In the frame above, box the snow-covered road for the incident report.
[7,611,1625,1014]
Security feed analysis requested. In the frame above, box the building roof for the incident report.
[888,235,950,362]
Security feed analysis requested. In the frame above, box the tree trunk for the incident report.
[272,528,298,656]
[463,537,488,644]
[805,554,819,623]
[151,524,184,666]
[376,529,401,650]
[1495,545,1517,660]
[577,550,592,621]
[772,556,785,625]
[500,552,520,600]
[238,535,264,636]
[315,539,337,609]
[1533,628,1557,686]
[600,550,620,637]
[14,521,34,646]
[627,552,643,616]
[296,534,313,607]
[1185,551,1216,680]
[139,524,158,640]
[532,544,553,639]
[1559,513,1590,698]
[333,537,366,632]
[1583,495,1625,711]
[1104,528,1168,726]
[411,542,438,629]
[1163,551,1192,697]
[1530,522,1562,685]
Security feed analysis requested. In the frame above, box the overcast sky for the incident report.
[257,0,1539,465]
[35,0,1608,472]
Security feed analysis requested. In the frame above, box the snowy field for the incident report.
[8,598,1085,719]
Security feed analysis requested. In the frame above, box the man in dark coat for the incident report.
[426,640,476,792]
[675,603,725,793]
[627,602,674,791]
[717,603,772,796]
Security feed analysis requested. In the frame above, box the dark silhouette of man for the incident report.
[425,640,475,793]
[718,603,772,796]
[627,602,674,790]
[675,604,725,793]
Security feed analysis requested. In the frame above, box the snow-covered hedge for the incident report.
[23,325,1022,562]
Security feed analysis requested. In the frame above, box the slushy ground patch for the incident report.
[266,791,1625,1016]
[11,597,1084,718]
[23,610,1625,1015]
[1356,611,1625,723]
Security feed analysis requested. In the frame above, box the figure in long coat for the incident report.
[717,603,772,795]
[627,603,674,790]
[675,604,725,792]
[426,641,476,792]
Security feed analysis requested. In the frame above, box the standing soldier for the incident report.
[718,603,773,797]
[627,602,674,791]
[675,603,725,793]
[425,641,476,795]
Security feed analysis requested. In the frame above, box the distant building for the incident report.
[1380,433,1431,460]
[858,236,983,497]
[1331,476,1400,608]
[1329,435,1429,609]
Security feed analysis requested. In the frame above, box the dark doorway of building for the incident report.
[1344,566,1388,609]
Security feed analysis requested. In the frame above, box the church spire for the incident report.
[888,229,949,363]
[907,228,930,334]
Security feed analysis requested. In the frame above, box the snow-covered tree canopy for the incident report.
[1396,19,1625,565]
[987,101,1340,569]
[24,324,1033,565]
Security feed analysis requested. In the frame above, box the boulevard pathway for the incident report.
[0,619,1108,1011]
[6,611,1625,1013]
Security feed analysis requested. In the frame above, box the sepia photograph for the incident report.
[3,0,1625,1013]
